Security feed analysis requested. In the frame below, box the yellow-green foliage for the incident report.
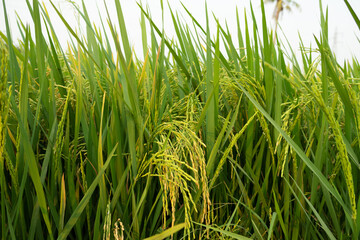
[1,0,360,239]
[0,43,8,158]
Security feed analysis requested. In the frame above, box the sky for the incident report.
[0,0,360,62]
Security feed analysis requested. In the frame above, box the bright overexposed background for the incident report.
[1,0,359,62]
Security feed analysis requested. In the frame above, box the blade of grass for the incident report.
[144,223,186,240]
[344,0,360,31]
[193,222,252,240]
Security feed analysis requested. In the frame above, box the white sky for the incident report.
[1,0,360,62]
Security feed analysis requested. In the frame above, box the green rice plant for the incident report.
[0,35,10,240]
[1,0,360,239]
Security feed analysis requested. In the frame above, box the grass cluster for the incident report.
[1,0,360,239]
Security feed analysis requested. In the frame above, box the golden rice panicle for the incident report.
[299,73,357,221]
[113,218,125,240]
[103,202,112,240]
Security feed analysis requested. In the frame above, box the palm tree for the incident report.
[266,0,300,39]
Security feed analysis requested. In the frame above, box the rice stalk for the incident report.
[298,65,356,220]
[0,37,9,240]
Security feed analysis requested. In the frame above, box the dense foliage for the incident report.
[1,0,360,239]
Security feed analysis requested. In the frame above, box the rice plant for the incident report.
[1,0,360,239]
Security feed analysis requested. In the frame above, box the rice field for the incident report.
[1,0,360,239]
